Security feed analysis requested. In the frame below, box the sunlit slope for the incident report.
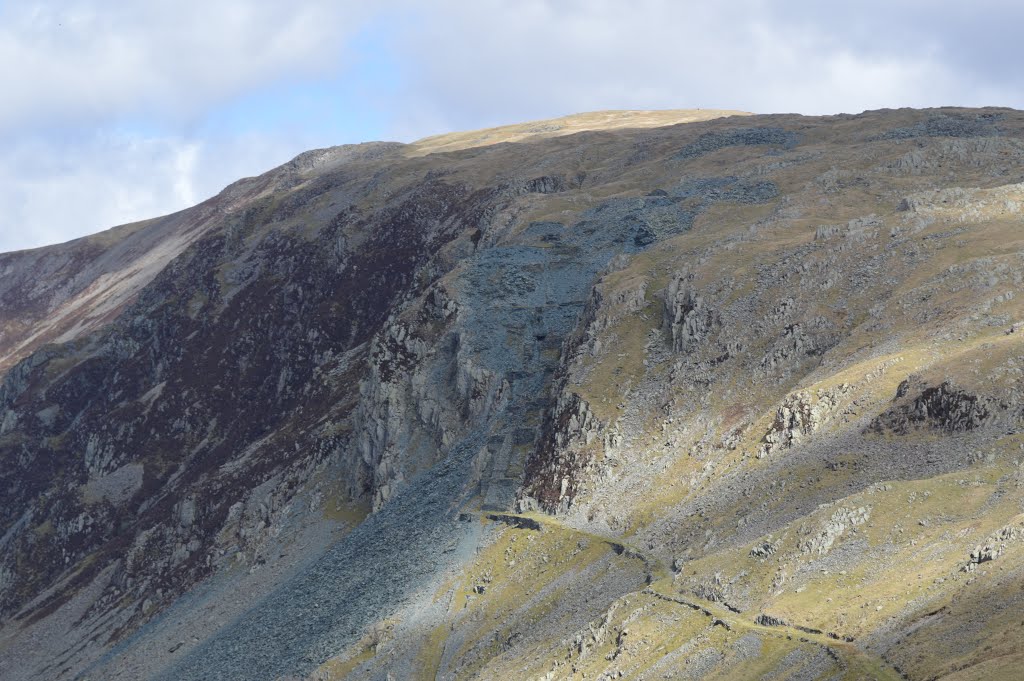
[408,109,751,155]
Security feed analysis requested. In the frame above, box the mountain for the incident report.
[1,107,1023,681]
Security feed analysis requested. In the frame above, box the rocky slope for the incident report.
[1,107,1023,681]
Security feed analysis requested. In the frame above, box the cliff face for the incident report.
[2,108,1024,681]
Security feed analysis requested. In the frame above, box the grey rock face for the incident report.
[798,506,871,557]
[521,176,781,511]
[880,112,1004,140]
[666,277,716,353]
[675,127,800,159]
[758,386,850,458]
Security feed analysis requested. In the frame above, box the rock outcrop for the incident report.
[869,380,994,435]
[666,276,717,352]
[758,385,851,458]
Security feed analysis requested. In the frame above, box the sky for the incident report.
[2,0,1023,252]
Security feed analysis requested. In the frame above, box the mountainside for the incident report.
[1,107,1023,681]
[0,152,340,374]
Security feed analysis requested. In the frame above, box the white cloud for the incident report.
[0,0,372,131]
[385,0,1024,136]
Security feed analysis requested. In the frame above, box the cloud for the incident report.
[0,1,373,131]
[385,0,1022,136]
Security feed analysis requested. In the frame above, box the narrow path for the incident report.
[472,510,905,681]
